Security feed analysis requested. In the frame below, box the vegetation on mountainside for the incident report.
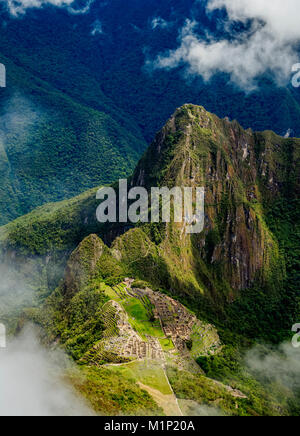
[67,365,163,416]
[195,343,300,416]
[0,52,145,226]
[222,198,300,343]
[0,188,99,255]
[26,282,109,360]
[167,365,287,416]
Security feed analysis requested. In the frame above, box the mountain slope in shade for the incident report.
[0,50,146,225]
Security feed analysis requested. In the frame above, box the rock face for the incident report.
[129,104,299,296]
[43,104,299,307]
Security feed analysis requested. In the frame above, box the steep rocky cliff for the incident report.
[127,105,299,300]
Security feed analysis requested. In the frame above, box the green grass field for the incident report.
[103,283,165,340]
[103,285,122,302]
[122,298,164,339]
[68,365,163,415]
[107,361,172,395]
[159,338,175,351]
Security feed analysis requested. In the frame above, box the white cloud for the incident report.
[91,18,103,36]
[1,0,92,16]
[68,0,94,15]
[151,17,169,30]
[246,341,300,393]
[0,326,93,416]
[154,0,300,90]
[207,0,300,40]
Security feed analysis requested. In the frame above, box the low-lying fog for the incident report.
[0,326,93,416]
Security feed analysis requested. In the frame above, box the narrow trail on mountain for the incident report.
[138,378,183,417]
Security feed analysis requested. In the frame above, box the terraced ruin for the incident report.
[80,279,221,367]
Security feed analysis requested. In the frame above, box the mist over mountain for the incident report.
[0,326,93,416]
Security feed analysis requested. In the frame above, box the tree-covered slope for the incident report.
[0,49,146,225]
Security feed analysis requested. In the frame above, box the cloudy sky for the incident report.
[154,0,300,89]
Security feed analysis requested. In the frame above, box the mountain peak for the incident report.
[130,103,299,292]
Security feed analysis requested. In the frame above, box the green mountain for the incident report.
[1,104,299,415]
[2,104,298,330]
[129,105,299,338]
[0,51,146,226]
